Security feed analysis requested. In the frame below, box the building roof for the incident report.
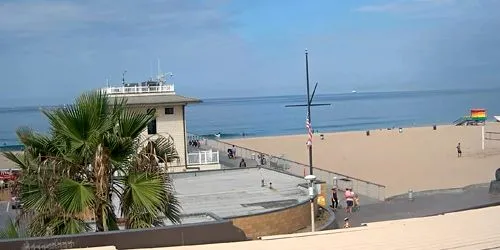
[148,205,500,250]
[170,167,310,218]
[108,94,201,106]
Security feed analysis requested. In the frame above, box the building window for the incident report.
[147,108,157,135]
[165,107,174,115]
[147,119,157,135]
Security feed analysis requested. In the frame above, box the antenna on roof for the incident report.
[122,70,127,85]
[157,58,161,81]
[150,61,153,80]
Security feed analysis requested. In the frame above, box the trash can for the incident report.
[366,130,370,136]
[433,125,437,130]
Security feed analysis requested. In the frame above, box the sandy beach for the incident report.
[226,123,500,197]
[0,153,16,170]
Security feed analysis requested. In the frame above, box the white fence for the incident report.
[187,150,219,165]
[103,85,175,95]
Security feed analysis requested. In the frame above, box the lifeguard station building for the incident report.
[103,72,220,172]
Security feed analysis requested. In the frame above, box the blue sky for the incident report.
[1,0,499,106]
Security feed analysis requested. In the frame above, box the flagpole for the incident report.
[305,49,313,176]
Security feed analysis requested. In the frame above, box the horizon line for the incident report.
[1,86,499,110]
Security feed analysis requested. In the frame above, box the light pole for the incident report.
[285,49,331,176]
[305,174,316,232]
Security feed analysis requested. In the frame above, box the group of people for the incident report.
[227,145,237,159]
[188,139,201,148]
[330,187,360,228]
[330,187,359,213]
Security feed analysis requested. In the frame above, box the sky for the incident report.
[1,0,500,106]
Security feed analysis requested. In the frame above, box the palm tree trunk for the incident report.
[93,143,110,231]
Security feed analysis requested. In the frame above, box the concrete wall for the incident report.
[231,201,311,239]
[166,164,221,173]
[0,220,247,249]
[187,163,222,171]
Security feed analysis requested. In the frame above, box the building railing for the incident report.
[103,85,175,95]
[188,133,386,201]
[187,150,219,165]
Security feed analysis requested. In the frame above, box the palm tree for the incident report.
[1,90,181,237]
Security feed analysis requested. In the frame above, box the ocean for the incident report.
[1,88,499,146]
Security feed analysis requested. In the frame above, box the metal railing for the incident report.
[187,150,219,165]
[103,85,175,95]
[188,133,386,201]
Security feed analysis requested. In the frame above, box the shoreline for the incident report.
[221,121,497,142]
[197,121,500,142]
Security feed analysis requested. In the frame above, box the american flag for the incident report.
[306,117,312,147]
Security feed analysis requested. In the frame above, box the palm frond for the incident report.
[48,216,90,235]
[124,210,161,229]
[42,91,114,162]
[117,109,154,139]
[148,135,179,163]
[56,178,95,214]
[0,218,21,239]
[2,151,29,170]
[161,191,182,224]
[16,127,58,160]
[105,135,135,165]
[120,173,164,223]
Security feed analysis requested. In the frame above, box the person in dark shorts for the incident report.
[456,142,462,157]
[331,187,339,210]
[345,188,354,214]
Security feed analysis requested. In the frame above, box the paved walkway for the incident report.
[326,183,500,229]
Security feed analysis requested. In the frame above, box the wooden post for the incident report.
[482,125,485,151]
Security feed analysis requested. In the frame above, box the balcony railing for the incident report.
[187,150,220,165]
[103,85,175,95]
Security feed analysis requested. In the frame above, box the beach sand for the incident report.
[226,123,500,197]
[0,153,16,170]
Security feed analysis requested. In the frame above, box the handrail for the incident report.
[189,133,385,188]
[103,85,175,95]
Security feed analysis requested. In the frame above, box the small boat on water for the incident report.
[494,116,500,122]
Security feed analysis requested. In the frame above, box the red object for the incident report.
[0,171,17,181]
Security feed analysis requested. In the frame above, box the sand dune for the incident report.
[227,123,500,197]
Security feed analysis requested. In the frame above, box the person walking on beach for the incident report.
[345,188,354,214]
[456,142,462,158]
[331,187,339,210]
[239,159,247,168]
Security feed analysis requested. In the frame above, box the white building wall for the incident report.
[127,105,187,169]
[155,105,187,167]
